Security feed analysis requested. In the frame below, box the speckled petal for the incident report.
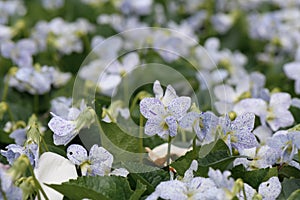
[167,97,191,119]
[178,112,200,129]
[153,80,163,99]
[140,98,165,119]
[165,116,178,137]
[67,144,88,165]
[144,118,164,136]
[258,177,281,200]
[48,114,76,136]
[89,145,113,169]
[231,112,255,132]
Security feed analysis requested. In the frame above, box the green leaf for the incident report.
[170,146,200,176]
[196,156,240,177]
[129,180,147,200]
[279,165,300,179]
[287,189,300,200]
[171,140,237,177]
[198,138,220,158]
[99,122,141,163]
[48,176,134,200]
[0,130,14,145]
[281,178,300,198]
[123,161,169,194]
[100,122,140,152]
[231,165,277,190]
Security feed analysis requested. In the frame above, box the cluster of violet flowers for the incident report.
[0,0,300,199]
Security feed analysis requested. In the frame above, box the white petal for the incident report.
[165,116,178,137]
[178,112,200,129]
[253,126,273,144]
[153,80,163,99]
[214,84,236,102]
[268,110,294,131]
[283,62,300,80]
[295,79,300,94]
[109,168,129,177]
[122,52,139,73]
[34,152,78,200]
[152,180,187,200]
[270,93,291,110]
[144,118,164,136]
[233,98,267,117]
[146,143,190,164]
[89,145,113,169]
[98,74,121,91]
[258,177,281,200]
[162,85,177,106]
[215,101,233,114]
[48,115,76,136]
[66,144,88,165]
[140,98,165,119]
[231,112,255,132]
[167,97,191,119]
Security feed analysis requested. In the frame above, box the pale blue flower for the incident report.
[179,111,219,144]
[237,177,281,200]
[234,93,294,131]
[8,66,71,95]
[140,96,191,138]
[50,96,72,119]
[258,177,281,200]
[292,97,300,109]
[41,0,64,10]
[107,52,140,76]
[147,162,246,200]
[9,128,26,145]
[219,113,258,153]
[1,143,38,167]
[284,61,300,94]
[211,13,234,34]
[208,167,235,191]
[233,146,279,170]
[48,100,96,145]
[1,39,37,68]
[67,144,128,177]
[214,82,250,114]
[120,0,153,15]
[267,130,300,163]
[0,163,22,199]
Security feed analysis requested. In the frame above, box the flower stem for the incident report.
[166,135,172,166]
[33,95,39,114]
[192,136,197,150]
[242,184,247,200]
[28,165,49,200]
[6,104,15,122]
[1,77,9,102]
[139,114,144,162]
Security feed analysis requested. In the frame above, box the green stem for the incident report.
[242,185,247,200]
[192,136,197,150]
[33,95,39,114]
[166,135,172,166]
[139,115,144,162]
[181,129,186,143]
[1,77,9,102]
[6,104,15,122]
[41,137,49,152]
[28,166,49,200]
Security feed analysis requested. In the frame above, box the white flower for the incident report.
[145,143,191,166]
[34,152,78,200]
